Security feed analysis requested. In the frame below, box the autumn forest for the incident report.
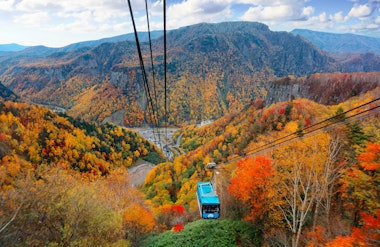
[1,21,380,247]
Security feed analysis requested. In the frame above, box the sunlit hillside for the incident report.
[1,85,379,246]
[0,100,168,246]
[1,20,380,247]
[2,22,379,126]
[142,87,380,246]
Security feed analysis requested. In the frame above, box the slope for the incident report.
[143,219,261,247]
[142,84,380,212]
[0,81,18,101]
[0,100,165,181]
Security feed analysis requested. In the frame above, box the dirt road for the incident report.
[128,159,155,187]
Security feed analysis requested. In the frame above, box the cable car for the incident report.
[196,181,220,219]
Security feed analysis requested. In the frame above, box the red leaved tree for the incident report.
[173,222,184,232]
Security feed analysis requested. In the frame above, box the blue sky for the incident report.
[0,0,379,47]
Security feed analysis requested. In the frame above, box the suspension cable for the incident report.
[246,97,380,155]
[127,0,159,142]
[224,97,380,165]
[163,0,168,143]
[144,0,161,146]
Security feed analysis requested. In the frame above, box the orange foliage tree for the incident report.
[340,142,380,224]
[325,210,380,247]
[123,203,155,245]
[228,156,275,222]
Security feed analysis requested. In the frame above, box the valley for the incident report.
[130,127,179,159]
[0,21,379,247]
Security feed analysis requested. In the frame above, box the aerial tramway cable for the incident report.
[163,0,168,142]
[244,97,380,155]
[127,0,171,154]
[198,95,379,219]
[222,97,380,166]
[204,97,380,210]
[144,0,161,147]
[126,0,160,147]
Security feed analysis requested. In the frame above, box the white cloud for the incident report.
[3,0,132,36]
[0,0,17,11]
[12,0,128,21]
[166,0,232,28]
[113,21,130,32]
[302,6,314,17]
[14,11,50,26]
[366,23,378,28]
[241,5,293,21]
[329,11,345,23]
[1,0,380,46]
[239,0,315,23]
[348,3,372,18]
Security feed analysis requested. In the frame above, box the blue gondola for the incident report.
[196,181,220,219]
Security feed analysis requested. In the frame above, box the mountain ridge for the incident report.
[0,43,29,52]
[292,29,380,54]
[0,21,379,125]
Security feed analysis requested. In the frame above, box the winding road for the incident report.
[128,128,183,187]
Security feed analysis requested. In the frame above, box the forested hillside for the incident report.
[1,22,378,126]
[142,87,380,246]
[265,72,380,106]
[0,101,166,175]
[0,81,18,101]
[0,100,167,246]
[1,86,379,246]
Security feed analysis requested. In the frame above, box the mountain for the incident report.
[0,43,29,52]
[291,29,380,54]
[333,52,380,72]
[58,30,163,52]
[0,31,164,62]
[0,22,378,126]
[165,22,338,77]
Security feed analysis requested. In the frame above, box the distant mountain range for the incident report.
[0,43,29,52]
[56,30,164,53]
[0,21,379,125]
[2,27,379,55]
[0,31,163,53]
[291,29,380,54]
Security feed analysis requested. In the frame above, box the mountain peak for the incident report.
[176,21,270,35]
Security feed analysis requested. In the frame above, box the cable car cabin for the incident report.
[196,182,220,219]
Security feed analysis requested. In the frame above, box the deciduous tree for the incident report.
[123,203,155,246]
[228,156,275,222]
[273,133,333,247]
